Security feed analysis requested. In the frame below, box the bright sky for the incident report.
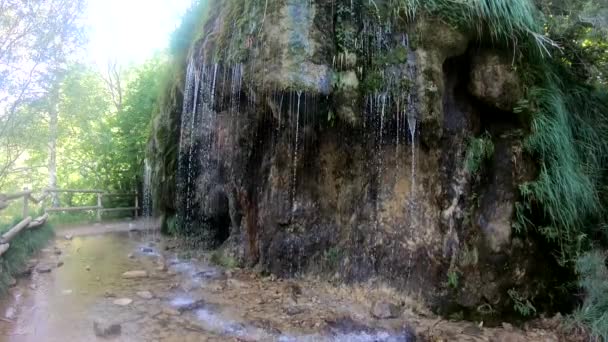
[85,0,193,67]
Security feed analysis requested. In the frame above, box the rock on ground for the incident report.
[370,301,401,319]
[136,291,154,299]
[113,298,133,306]
[122,270,148,279]
[93,320,121,338]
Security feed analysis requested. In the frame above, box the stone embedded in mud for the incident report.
[370,301,401,319]
[122,270,148,279]
[136,291,154,299]
[35,264,53,273]
[93,320,122,338]
[113,298,133,306]
[141,247,154,253]
[172,298,206,313]
[284,305,306,316]
[8,277,16,287]
[162,307,181,316]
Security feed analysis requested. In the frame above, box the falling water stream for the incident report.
[291,91,302,218]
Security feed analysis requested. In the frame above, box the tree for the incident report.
[0,0,85,185]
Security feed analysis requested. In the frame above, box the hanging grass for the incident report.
[574,251,608,341]
[517,66,608,265]
[389,0,555,55]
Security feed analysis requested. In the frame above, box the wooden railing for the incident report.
[43,189,139,221]
[0,188,49,257]
[0,188,140,257]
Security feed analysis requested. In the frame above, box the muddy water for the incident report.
[0,224,559,341]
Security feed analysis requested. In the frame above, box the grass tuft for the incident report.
[574,251,608,341]
[0,220,54,295]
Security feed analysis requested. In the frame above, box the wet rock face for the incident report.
[149,0,560,316]
[469,51,522,112]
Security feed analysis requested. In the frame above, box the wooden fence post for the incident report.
[97,193,102,221]
[22,187,29,219]
[134,191,139,219]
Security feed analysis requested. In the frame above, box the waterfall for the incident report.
[408,109,417,199]
[176,57,245,234]
[143,158,154,240]
[404,34,419,204]
[291,91,302,217]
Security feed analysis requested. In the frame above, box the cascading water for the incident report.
[143,158,153,239]
[291,91,303,218]
[176,56,245,236]
[404,36,419,204]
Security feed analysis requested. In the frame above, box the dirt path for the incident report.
[0,222,563,341]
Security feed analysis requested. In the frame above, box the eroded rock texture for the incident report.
[148,0,562,317]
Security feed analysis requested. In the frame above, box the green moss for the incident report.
[210,250,238,268]
[386,46,409,64]
[361,70,384,93]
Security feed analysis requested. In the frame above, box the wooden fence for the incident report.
[0,188,140,258]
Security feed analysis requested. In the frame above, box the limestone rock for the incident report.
[370,301,401,319]
[136,291,154,300]
[122,270,148,279]
[469,50,522,112]
[333,71,360,126]
[93,320,121,338]
[113,298,133,306]
[36,264,53,273]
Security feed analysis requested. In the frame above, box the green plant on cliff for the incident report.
[508,288,537,317]
[574,251,608,340]
[465,132,495,175]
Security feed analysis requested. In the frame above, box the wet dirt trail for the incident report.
[0,221,560,341]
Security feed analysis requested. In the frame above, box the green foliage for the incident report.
[447,270,459,288]
[324,247,342,268]
[508,288,537,317]
[465,132,495,174]
[574,251,608,341]
[516,69,608,264]
[0,221,53,295]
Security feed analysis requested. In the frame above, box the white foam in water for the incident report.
[170,296,195,307]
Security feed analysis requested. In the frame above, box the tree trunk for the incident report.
[48,98,59,207]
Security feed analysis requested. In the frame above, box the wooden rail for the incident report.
[0,188,49,257]
[0,187,140,258]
